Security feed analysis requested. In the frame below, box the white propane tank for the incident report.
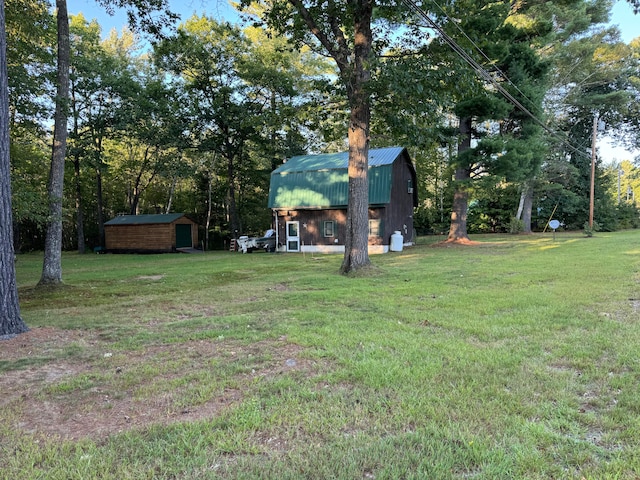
[390,231,403,252]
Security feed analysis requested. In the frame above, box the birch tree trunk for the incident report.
[521,181,533,234]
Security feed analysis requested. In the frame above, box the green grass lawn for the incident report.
[2,231,640,479]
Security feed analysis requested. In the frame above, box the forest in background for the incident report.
[7,0,640,252]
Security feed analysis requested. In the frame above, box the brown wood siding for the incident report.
[275,208,386,246]
[382,154,415,243]
[105,218,198,252]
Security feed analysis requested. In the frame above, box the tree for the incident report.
[155,15,322,239]
[367,20,453,235]
[7,0,54,252]
[155,17,264,237]
[1,0,29,335]
[428,0,512,242]
[39,0,176,285]
[39,0,70,285]
[549,28,632,230]
[428,0,612,239]
[69,14,114,252]
[6,0,53,127]
[247,0,374,273]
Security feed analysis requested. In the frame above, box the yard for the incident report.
[2,231,640,479]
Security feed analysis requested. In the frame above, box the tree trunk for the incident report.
[74,154,86,253]
[340,102,371,273]
[39,0,69,286]
[96,164,105,247]
[227,155,241,238]
[521,181,533,234]
[165,176,177,214]
[0,0,28,335]
[516,188,525,220]
[129,185,141,215]
[70,75,85,253]
[339,0,373,274]
[205,171,212,250]
[447,116,472,243]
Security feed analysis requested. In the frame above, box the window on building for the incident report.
[368,219,381,237]
[323,220,335,237]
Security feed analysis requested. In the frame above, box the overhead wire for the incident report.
[400,0,592,160]
[426,0,537,111]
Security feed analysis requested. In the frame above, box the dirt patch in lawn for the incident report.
[0,326,95,362]
[431,238,484,247]
[136,274,165,281]
[1,327,319,442]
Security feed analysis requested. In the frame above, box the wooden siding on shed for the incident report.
[105,217,197,252]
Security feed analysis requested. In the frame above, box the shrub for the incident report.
[583,220,601,237]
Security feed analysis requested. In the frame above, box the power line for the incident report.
[400,0,591,160]
[426,0,538,113]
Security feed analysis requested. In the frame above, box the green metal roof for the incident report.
[268,147,408,209]
[104,213,186,226]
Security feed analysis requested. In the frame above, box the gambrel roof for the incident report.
[268,147,417,209]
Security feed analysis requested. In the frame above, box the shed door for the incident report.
[286,221,300,252]
[175,224,192,248]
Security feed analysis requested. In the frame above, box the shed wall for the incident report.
[105,218,197,252]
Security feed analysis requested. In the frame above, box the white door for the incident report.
[286,221,300,252]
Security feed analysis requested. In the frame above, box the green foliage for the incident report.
[10,128,49,238]
[95,0,178,38]
[549,29,636,232]
[407,145,454,235]
[615,202,640,229]
[5,0,55,124]
[6,1,55,250]
[153,15,323,236]
[583,220,601,237]
[509,217,525,234]
[468,182,520,233]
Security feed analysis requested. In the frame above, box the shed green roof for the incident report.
[268,147,409,209]
[104,213,187,226]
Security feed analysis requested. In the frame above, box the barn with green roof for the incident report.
[268,147,418,253]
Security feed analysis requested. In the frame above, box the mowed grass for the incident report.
[2,230,640,479]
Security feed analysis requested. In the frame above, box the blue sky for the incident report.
[67,0,240,35]
[610,1,639,43]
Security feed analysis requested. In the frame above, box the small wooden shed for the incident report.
[268,147,418,254]
[104,214,198,253]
